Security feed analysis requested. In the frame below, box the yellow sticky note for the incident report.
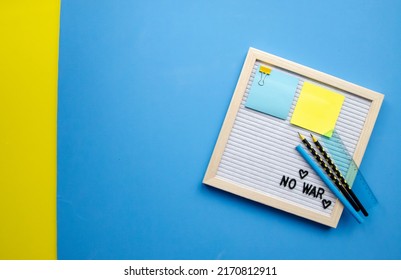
[0,1,60,259]
[290,82,344,137]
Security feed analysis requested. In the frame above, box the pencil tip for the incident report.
[310,134,317,142]
[298,132,305,140]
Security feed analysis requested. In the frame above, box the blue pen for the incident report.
[296,144,364,224]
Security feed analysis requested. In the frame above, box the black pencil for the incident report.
[310,134,368,217]
[298,133,360,212]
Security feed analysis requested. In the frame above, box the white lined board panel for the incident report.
[216,61,371,217]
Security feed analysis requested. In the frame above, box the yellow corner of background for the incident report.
[0,0,60,259]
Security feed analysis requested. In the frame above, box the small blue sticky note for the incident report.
[245,67,299,120]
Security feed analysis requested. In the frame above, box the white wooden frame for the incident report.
[203,48,384,227]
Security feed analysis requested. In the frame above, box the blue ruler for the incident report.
[320,130,378,210]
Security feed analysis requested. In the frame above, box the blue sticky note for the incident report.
[245,67,299,120]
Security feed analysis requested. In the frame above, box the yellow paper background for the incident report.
[0,1,59,259]
[290,82,344,137]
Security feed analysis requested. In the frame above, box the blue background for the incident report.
[57,0,401,259]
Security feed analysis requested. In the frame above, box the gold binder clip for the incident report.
[258,65,271,86]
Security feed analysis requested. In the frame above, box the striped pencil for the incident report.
[298,133,360,212]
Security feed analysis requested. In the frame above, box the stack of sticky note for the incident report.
[246,65,344,137]
[291,82,344,137]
